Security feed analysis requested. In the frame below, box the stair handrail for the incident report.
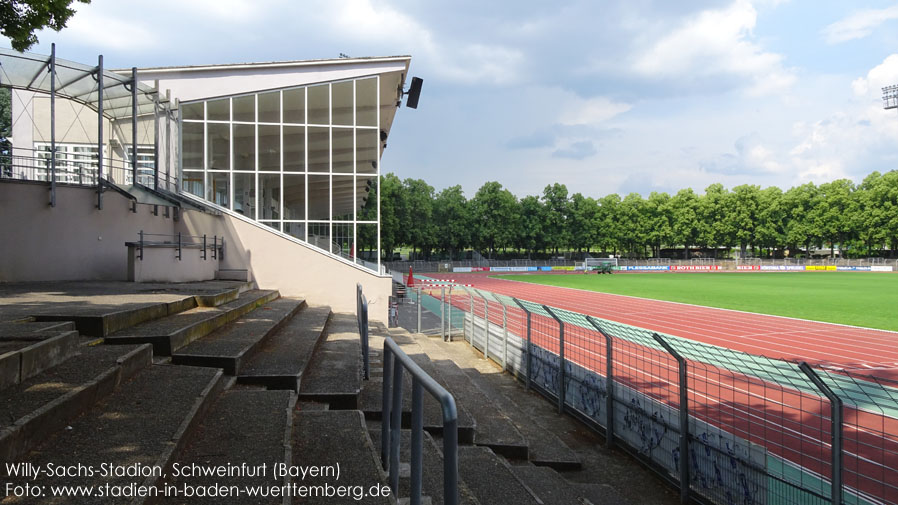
[381,337,458,505]
[357,283,370,380]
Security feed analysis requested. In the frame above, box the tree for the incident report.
[700,184,732,257]
[813,179,856,258]
[755,186,784,258]
[568,193,599,253]
[470,181,517,258]
[433,185,470,259]
[644,191,672,257]
[670,188,701,259]
[541,183,569,254]
[0,0,90,51]
[729,184,761,257]
[516,195,545,258]
[783,182,818,256]
[596,194,622,255]
[619,193,647,257]
[378,173,404,260]
[402,178,436,259]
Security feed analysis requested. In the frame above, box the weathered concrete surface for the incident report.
[298,312,362,408]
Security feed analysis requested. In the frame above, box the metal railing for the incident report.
[356,283,370,381]
[381,337,458,505]
[410,284,898,505]
[128,231,224,261]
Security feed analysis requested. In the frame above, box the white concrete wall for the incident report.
[0,182,176,281]
[178,209,391,322]
[127,244,218,283]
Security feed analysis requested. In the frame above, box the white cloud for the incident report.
[48,4,159,51]
[822,5,898,44]
[851,53,898,99]
[559,96,631,126]
[632,0,794,95]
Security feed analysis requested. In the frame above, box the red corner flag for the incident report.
[408,266,415,287]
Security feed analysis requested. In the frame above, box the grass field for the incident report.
[493,272,898,332]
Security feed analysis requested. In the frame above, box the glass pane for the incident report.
[259,91,280,123]
[307,84,329,125]
[260,221,281,232]
[332,81,353,126]
[259,174,281,220]
[259,125,280,172]
[283,125,305,172]
[308,174,329,220]
[332,223,353,259]
[233,124,255,171]
[283,87,305,124]
[332,128,353,173]
[182,102,203,121]
[182,122,204,170]
[357,224,378,263]
[234,172,255,219]
[358,176,377,221]
[356,78,377,126]
[182,171,203,197]
[232,95,255,122]
[284,222,305,241]
[207,123,230,170]
[333,175,354,220]
[283,174,305,220]
[207,98,229,121]
[356,128,378,174]
[208,172,229,207]
[308,223,330,252]
[307,127,329,172]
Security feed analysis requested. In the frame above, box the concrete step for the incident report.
[298,312,363,409]
[104,289,279,355]
[511,464,597,505]
[416,336,581,470]
[33,296,198,337]
[359,340,476,444]
[366,423,480,505]
[293,410,392,505]
[155,389,295,505]
[400,334,527,459]
[3,364,226,505]
[172,298,306,374]
[458,446,540,505]
[0,330,80,391]
[0,320,76,336]
[238,305,330,391]
[0,343,152,462]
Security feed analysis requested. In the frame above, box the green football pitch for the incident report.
[492,272,898,332]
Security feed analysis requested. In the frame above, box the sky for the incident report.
[6,0,898,200]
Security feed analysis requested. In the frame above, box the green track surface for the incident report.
[493,272,898,332]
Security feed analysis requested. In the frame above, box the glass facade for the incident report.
[180,76,381,268]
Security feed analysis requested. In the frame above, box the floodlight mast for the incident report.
[883,84,898,110]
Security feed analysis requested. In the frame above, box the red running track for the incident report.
[417,272,898,503]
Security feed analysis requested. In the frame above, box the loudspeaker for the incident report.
[406,77,423,109]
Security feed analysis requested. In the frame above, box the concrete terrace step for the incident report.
[293,410,392,505]
[417,336,581,470]
[0,343,152,462]
[0,330,80,391]
[298,312,364,409]
[359,338,476,444]
[155,389,295,505]
[457,446,540,505]
[366,423,479,505]
[237,305,330,391]
[172,298,306,375]
[510,464,596,505]
[3,364,226,505]
[104,289,279,355]
[399,334,527,459]
[33,296,199,337]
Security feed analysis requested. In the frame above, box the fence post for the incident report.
[417,287,422,333]
[410,379,423,505]
[212,235,217,260]
[389,361,404,495]
[512,299,532,391]
[799,362,843,505]
[543,306,565,414]
[380,346,393,467]
[138,230,144,261]
[203,234,207,260]
[177,232,182,261]
[502,303,508,371]
[586,316,615,448]
[652,333,690,505]
[447,287,452,341]
[481,292,490,362]
[468,293,474,348]
[441,286,446,340]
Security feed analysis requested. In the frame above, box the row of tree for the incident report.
[371,170,898,260]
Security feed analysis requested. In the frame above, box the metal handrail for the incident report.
[357,283,370,380]
[128,230,224,261]
[381,337,458,505]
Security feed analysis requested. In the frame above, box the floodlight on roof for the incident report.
[883,84,898,110]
